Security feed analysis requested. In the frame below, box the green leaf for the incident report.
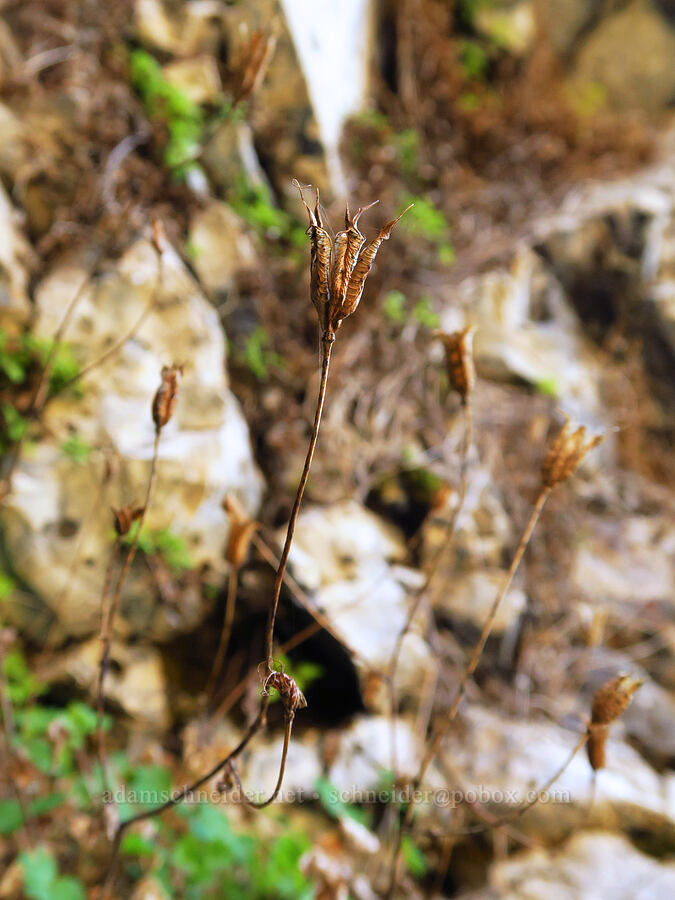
[121,831,156,857]
[402,835,427,877]
[19,847,58,899]
[0,571,15,599]
[0,798,23,835]
[50,877,86,900]
[60,434,92,463]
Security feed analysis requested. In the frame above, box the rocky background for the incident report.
[0,0,674,898]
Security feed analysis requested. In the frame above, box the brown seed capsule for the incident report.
[586,674,643,771]
[541,417,604,488]
[436,327,477,403]
[152,365,182,433]
[112,504,144,537]
[151,218,168,254]
[265,668,307,716]
[224,498,259,568]
[294,180,411,337]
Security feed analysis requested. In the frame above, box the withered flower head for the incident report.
[587,673,643,771]
[294,180,412,339]
[112,504,144,537]
[152,365,183,433]
[264,667,307,717]
[541,416,604,488]
[436,326,477,403]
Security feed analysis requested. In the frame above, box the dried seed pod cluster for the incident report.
[295,181,411,338]
[264,668,307,717]
[436,327,476,403]
[112,505,144,537]
[541,417,604,488]
[152,365,183,433]
[223,495,259,568]
[587,674,643,771]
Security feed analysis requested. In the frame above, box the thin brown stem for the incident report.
[97,430,161,799]
[95,536,122,794]
[264,332,333,671]
[204,566,240,702]
[388,485,551,898]
[388,399,473,774]
[103,332,336,896]
[243,712,295,809]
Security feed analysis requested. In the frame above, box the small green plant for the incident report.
[229,176,306,246]
[394,129,420,177]
[232,326,285,381]
[459,39,489,80]
[398,194,455,266]
[122,524,194,573]
[19,847,86,900]
[412,296,441,329]
[383,290,407,324]
[60,433,92,464]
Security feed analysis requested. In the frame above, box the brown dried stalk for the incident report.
[104,186,404,894]
[96,368,180,799]
[388,328,476,773]
[387,416,604,897]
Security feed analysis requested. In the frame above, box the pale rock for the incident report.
[188,202,257,298]
[286,501,434,709]
[0,181,33,332]
[437,569,527,634]
[573,516,674,608]
[40,638,169,729]
[475,1,537,55]
[135,0,222,58]
[328,715,421,792]
[242,728,322,802]
[571,0,675,114]
[438,705,675,840]
[162,56,222,105]
[0,239,263,643]
[484,832,675,900]
[443,245,608,433]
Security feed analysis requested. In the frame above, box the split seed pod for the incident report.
[152,365,183,433]
[586,674,643,771]
[265,668,307,717]
[294,180,412,337]
[436,327,477,403]
[541,416,604,488]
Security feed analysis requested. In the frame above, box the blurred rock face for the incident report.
[0,239,263,645]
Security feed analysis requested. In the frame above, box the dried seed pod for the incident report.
[591,674,643,725]
[295,180,410,337]
[436,327,477,403]
[265,669,307,716]
[541,417,604,488]
[112,504,144,537]
[152,365,182,433]
[231,30,276,105]
[586,674,643,771]
[226,519,258,568]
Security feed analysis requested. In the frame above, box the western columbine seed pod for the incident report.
[294,181,411,338]
[587,674,643,771]
[541,417,604,488]
[436,327,477,403]
[152,365,182,432]
[265,669,307,716]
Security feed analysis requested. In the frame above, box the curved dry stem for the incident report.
[95,536,122,794]
[264,332,334,671]
[205,566,240,703]
[387,485,551,898]
[242,712,295,809]
[387,399,473,774]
